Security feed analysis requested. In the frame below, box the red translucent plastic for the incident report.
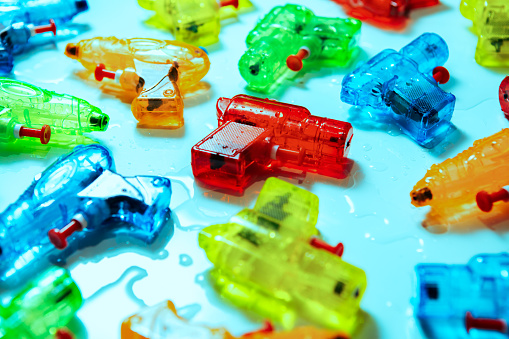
[332,0,440,29]
[465,312,507,334]
[500,76,509,119]
[242,321,275,337]
[191,95,353,194]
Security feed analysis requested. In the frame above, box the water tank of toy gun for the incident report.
[400,33,449,74]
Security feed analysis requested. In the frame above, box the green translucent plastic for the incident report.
[239,4,362,93]
[0,267,83,339]
[0,77,109,148]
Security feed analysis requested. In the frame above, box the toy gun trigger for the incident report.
[55,329,74,339]
[31,19,57,37]
[310,237,344,257]
[220,0,239,9]
[287,47,310,72]
[465,311,508,334]
[476,187,509,212]
[432,66,450,84]
[13,123,51,144]
[270,145,305,165]
[500,76,509,116]
[242,321,275,337]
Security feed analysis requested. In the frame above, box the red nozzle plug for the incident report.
[476,188,509,212]
[432,66,450,84]
[19,125,51,144]
[55,329,74,339]
[94,64,116,82]
[242,321,274,337]
[48,218,85,250]
[220,0,239,8]
[310,237,344,257]
[466,312,507,334]
[33,19,56,36]
[499,76,509,116]
[287,48,310,72]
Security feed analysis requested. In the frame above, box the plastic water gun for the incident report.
[501,76,509,119]
[341,33,455,148]
[415,253,509,339]
[199,177,366,335]
[461,0,509,67]
[121,300,349,339]
[0,0,88,28]
[137,0,253,46]
[331,0,439,29]
[0,77,108,149]
[411,129,509,227]
[0,144,172,286]
[0,267,82,339]
[191,94,354,195]
[65,37,210,128]
[239,4,361,94]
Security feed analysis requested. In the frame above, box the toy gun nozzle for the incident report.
[48,215,87,250]
[56,329,74,339]
[242,321,275,337]
[476,188,509,212]
[465,312,508,334]
[220,0,239,8]
[287,47,310,72]
[94,64,116,82]
[310,237,344,257]
[65,43,79,59]
[500,76,509,116]
[411,187,432,205]
[33,19,57,36]
[89,112,109,129]
[16,124,51,144]
[432,66,450,84]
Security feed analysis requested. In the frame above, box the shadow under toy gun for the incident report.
[415,253,509,339]
[0,144,172,286]
[121,300,349,339]
[341,33,455,148]
[137,0,253,46]
[331,0,439,29]
[0,267,82,339]
[239,4,361,94]
[191,94,354,195]
[461,0,509,67]
[411,129,509,227]
[65,37,210,129]
[199,177,366,335]
[0,77,108,149]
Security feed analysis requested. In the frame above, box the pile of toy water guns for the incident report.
[0,0,508,338]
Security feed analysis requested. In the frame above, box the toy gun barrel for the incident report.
[400,33,449,73]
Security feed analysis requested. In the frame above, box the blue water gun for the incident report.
[341,33,455,148]
[415,253,509,339]
[0,144,172,287]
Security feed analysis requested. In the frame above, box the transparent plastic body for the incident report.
[501,76,509,118]
[461,0,509,67]
[0,0,88,27]
[0,144,172,286]
[121,300,349,339]
[199,178,367,334]
[341,33,455,148]
[410,129,509,226]
[137,0,253,46]
[65,37,210,128]
[0,77,108,148]
[415,253,509,339]
[0,267,82,339]
[191,94,354,194]
[239,4,361,94]
[332,0,439,29]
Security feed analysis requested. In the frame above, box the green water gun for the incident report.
[0,77,108,149]
[0,267,82,339]
[239,4,361,93]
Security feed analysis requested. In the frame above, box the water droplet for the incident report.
[362,144,372,151]
[369,162,388,172]
[179,254,193,267]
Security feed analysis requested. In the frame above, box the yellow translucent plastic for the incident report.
[199,178,367,335]
[65,37,210,128]
[411,129,509,226]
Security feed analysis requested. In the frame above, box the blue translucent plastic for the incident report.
[415,253,509,339]
[0,144,172,286]
[341,33,456,148]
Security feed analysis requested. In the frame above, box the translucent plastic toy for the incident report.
[192,94,354,194]
[199,177,367,334]
[0,77,108,148]
[121,300,349,339]
[332,0,439,29]
[0,267,82,339]
[461,0,509,67]
[501,76,509,119]
[0,144,172,286]
[65,37,210,128]
[137,0,253,46]
[0,19,56,73]
[415,253,509,339]
[411,129,509,227]
[0,0,88,28]
[341,33,455,148]
[239,4,361,94]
